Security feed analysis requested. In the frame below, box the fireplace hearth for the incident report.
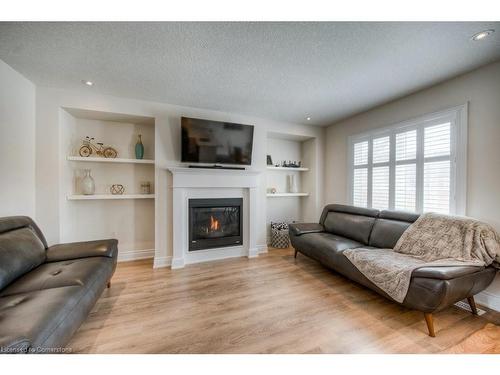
[189,198,243,251]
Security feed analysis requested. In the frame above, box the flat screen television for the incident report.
[181,117,254,165]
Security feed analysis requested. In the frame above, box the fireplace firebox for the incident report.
[189,198,243,251]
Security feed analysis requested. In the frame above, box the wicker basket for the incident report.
[270,222,290,248]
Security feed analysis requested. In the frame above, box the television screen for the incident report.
[181,117,254,165]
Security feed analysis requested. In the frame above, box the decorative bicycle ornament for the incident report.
[79,136,118,158]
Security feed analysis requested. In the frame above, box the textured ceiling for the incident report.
[1,22,499,126]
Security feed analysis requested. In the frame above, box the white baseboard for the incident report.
[257,244,268,253]
[170,257,185,269]
[248,247,260,258]
[118,248,155,262]
[475,290,500,312]
[153,255,173,268]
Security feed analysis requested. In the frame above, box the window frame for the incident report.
[347,104,468,215]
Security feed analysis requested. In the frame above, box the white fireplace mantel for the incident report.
[166,166,262,269]
[167,166,261,188]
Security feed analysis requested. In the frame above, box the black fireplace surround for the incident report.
[189,198,243,251]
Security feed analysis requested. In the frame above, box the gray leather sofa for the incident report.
[0,216,117,353]
[289,204,497,337]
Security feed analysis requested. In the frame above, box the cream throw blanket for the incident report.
[344,213,500,303]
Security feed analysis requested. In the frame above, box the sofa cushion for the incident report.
[0,286,92,350]
[369,210,419,248]
[323,212,377,244]
[368,219,412,249]
[0,227,47,291]
[45,239,118,262]
[319,204,379,224]
[0,216,48,249]
[379,210,420,222]
[291,232,363,266]
[0,257,115,297]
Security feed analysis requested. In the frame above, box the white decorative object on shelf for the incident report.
[266,193,309,197]
[81,169,95,195]
[67,156,154,164]
[287,174,298,193]
[67,194,155,200]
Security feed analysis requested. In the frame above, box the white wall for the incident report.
[35,87,325,265]
[0,60,36,217]
[324,61,500,311]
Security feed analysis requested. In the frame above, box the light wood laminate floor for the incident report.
[69,248,500,353]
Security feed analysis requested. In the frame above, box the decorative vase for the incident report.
[81,169,95,195]
[135,134,144,160]
[287,174,298,193]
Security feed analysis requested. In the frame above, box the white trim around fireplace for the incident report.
[166,167,262,269]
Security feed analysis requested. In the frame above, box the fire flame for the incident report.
[209,215,220,231]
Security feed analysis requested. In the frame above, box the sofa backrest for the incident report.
[318,204,420,248]
[0,216,48,290]
[320,204,379,245]
[368,210,419,248]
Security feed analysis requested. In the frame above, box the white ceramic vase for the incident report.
[287,174,298,193]
[81,169,95,195]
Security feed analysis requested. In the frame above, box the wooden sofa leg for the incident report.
[107,281,111,288]
[467,296,478,315]
[424,313,436,337]
[294,249,298,258]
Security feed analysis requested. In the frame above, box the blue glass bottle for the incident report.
[135,134,144,159]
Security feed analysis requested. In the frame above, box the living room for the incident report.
[1,0,500,372]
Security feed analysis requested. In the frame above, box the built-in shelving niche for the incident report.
[265,131,318,243]
[60,108,156,260]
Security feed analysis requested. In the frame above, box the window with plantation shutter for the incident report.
[348,105,467,215]
[353,168,368,208]
[352,140,368,207]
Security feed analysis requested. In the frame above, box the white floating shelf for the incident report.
[266,193,309,197]
[67,194,155,201]
[266,166,309,171]
[67,156,155,164]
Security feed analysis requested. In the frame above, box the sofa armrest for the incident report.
[289,223,324,236]
[412,265,486,280]
[46,239,118,262]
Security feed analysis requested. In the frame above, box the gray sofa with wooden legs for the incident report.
[0,216,117,353]
[289,204,496,337]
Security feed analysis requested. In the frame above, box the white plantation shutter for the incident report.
[394,129,418,211]
[373,136,390,163]
[424,123,450,158]
[396,130,417,161]
[353,168,368,207]
[352,140,369,207]
[354,141,368,165]
[422,123,452,213]
[424,160,450,213]
[395,163,416,211]
[348,106,467,215]
[372,166,389,209]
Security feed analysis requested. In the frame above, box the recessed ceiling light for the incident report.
[306,117,311,121]
[471,29,494,41]
[81,80,94,86]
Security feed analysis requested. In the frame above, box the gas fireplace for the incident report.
[188,198,243,251]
